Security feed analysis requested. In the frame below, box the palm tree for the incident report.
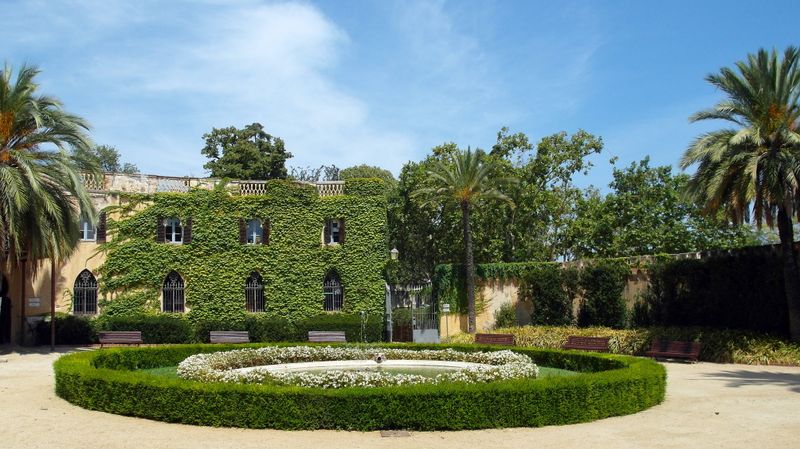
[681,47,800,341]
[413,148,514,333]
[0,64,96,342]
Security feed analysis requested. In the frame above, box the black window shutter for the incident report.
[323,219,331,244]
[156,216,165,243]
[262,218,270,245]
[339,218,345,245]
[184,217,193,244]
[238,218,246,244]
[96,212,107,243]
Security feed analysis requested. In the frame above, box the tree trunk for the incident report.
[777,203,800,341]
[461,201,476,334]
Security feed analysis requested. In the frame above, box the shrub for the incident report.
[96,314,192,344]
[35,313,95,345]
[520,265,575,326]
[645,251,789,335]
[54,343,665,430]
[493,302,517,329]
[295,313,383,342]
[445,325,800,365]
[244,315,294,342]
[578,260,628,328]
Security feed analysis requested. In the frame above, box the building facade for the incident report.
[0,173,389,344]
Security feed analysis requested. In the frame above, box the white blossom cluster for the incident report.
[177,346,539,389]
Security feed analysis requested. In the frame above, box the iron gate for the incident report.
[385,283,439,343]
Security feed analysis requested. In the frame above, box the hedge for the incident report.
[55,343,665,430]
[446,326,800,366]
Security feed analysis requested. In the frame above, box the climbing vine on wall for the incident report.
[98,179,388,325]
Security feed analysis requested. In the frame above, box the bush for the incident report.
[54,343,665,430]
[245,315,295,342]
[35,313,95,345]
[578,261,628,328]
[96,314,192,344]
[295,313,383,342]
[645,251,789,335]
[520,265,575,326]
[445,325,800,365]
[493,302,517,329]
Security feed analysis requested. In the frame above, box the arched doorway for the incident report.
[0,274,10,344]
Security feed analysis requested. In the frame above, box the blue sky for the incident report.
[2,0,797,188]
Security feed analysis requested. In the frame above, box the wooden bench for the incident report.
[475,333,515,346]
[99,331,143,347]
[646,339,701,362]
[209,330,250,344]
[562,336,610,352]
[308,331,347,343]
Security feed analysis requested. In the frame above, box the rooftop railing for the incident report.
[81,172,345,197]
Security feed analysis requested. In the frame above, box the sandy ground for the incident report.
[1,347,799,449]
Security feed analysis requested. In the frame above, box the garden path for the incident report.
[0,347,798,449]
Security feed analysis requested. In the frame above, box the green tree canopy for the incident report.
[568,158,759,258]
[75,144,138,174]
[340,164,395,185]
[201,123,292,180]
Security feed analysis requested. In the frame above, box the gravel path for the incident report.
[1,347,799,449]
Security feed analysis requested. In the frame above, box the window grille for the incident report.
[73,270,98,315]
[163,271,185,313]
[79,217,96,241]
[245,272,265,312]
[323,271,343,311]
[165,218,182,244]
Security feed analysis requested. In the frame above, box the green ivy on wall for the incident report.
[98,179,388,325]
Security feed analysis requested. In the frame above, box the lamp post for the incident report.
[390,248,399,261]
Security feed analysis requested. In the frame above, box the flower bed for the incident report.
[178,346,538,388]
[54,343,666,430]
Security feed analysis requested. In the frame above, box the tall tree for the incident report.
[680,47,800,340]
[413,149,514,333]
[568,158,759,258]
[0,63,96,265]
[201,123,292,180]
[75,144,138,174]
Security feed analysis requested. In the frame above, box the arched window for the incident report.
[73,270,98,315]
[163,271,185,313]
[245,272,265,312]
[323,270,343,311]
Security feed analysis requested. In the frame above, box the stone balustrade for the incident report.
[81,172,345,197]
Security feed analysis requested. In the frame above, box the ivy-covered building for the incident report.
[1,173,389,344]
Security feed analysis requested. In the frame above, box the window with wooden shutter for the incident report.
[323,219,332,244]
[156,216,165,243]
[184,217,193,244]
[339,218,345,244]
[262,218,270,245]
[238,218,246,244]
[96,212,107,243]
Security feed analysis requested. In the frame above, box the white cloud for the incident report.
[4,0,418,176]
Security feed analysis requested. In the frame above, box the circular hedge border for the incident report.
[54,343,666,430]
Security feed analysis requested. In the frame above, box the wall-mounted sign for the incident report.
[28,297,41,308]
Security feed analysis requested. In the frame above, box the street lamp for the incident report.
[390,248,399,260]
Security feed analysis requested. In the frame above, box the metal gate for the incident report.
[385,283,439,343]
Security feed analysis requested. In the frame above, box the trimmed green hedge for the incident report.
[55,343,665,430]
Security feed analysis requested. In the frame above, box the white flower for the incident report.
[177,346,539,389]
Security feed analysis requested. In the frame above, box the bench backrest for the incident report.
[475,333,515,346]
[210,331,250,344]
[308,331,347,343]
[563,336,610,352]
[650,339,701,356]
[99,331,143,343]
